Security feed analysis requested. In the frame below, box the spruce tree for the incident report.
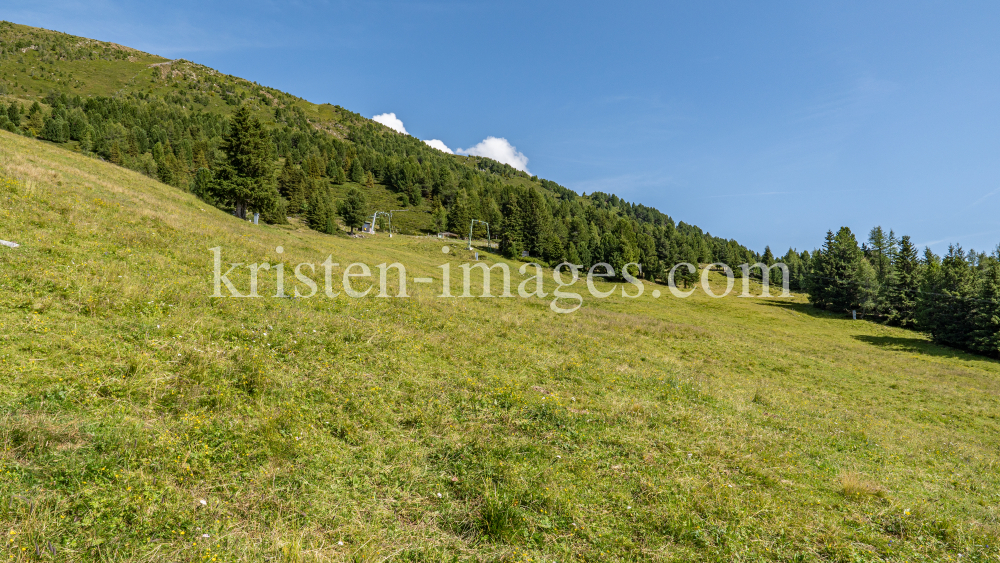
[447,189,472,235]
[567,242,582,265]
[521,188,552,257]
[970,260,1000,357]
[938,245,976,347]
[215,105,279,220]
[866,226,893,283]
[431,203,447,233]
[807,232,835,309]
[762,245,782,286]
[856,257,880,315]
[918,245,975,347]
[674,242,699,288]
[278,159,307,214]
[337,187,368,233]
[498,188,525,259]
[6,102,20,127]
[349,158,365,183]
[887,235,919,327]
[782,249,805,290]
[307,188,333,233]
[108,140,124,166]
[192,168,215,204]
[25,104,44,135]
[808,227,867,313]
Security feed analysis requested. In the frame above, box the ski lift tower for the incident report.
[468,219,491,251]
[369,209,411,237]
[369,211,392,236]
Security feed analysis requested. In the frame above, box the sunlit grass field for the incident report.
[1,131,999,562]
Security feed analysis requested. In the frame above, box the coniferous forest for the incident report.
[1,21,997,358]
[806,227,1000,357]
[5,15,1000,562]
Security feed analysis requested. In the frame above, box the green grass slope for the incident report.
[2,132,1000,562]
[0,21,544,239]
[0,21,358,134]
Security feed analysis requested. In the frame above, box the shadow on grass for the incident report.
[757,300,999,364]
[754,299,844,319]
[850,335,998,363]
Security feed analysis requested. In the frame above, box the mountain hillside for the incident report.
[2,20,1000,563]
[2,123,1000,561]
[0,21,778,286]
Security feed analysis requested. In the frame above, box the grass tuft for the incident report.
[839,471,886,500]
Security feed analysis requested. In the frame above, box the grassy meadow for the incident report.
[1,131,999,562]
[0,21,357,135]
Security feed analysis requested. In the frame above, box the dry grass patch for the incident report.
[839,471,887,500]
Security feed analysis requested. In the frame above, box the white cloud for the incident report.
[457,136,530,174]
[370,114,529,172]
[423,139,454,154]
[371,112,408,135]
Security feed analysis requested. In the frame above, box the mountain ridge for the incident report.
[0,20,779,285]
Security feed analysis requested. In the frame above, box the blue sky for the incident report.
[7,1,1000,255]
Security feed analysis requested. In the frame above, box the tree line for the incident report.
[5,80,995,357]
[6,88,768,281]
[805,226,999,357]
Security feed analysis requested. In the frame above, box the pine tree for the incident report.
[866,226,894,283]
[521,188,551,258]
[808,227,868,313]
[886,235,919,327]
[215,105,279,220]
[307,188,333,233]
[918,245,975,347]
[278,159,307,214]
[349,158,365,183]
[431,203,447,233]
[970,260,1000,357]
[337,187,368,233]
[6,102,20,127]
[108,140,124,166]
[153,142,174,186]
[498,188,524,259]
[447,189,472,235]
